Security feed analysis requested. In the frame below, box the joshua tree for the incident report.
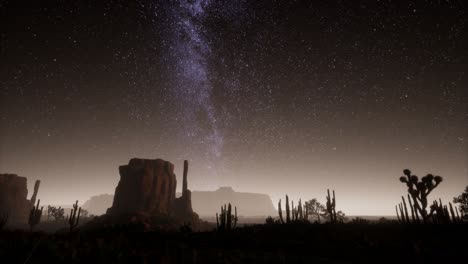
[453,186,468,216]
[305,199,326,223]
[68,200,81,232]
[216,203,237,231]
[399,169,443,223]
[28,199,43,231]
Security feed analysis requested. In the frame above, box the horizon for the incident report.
[1,1,467,217]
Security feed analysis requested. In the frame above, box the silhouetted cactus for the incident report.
[216,203,237,231]
[285,195,291,223]
[278,195,309,224]
[68,200,81,232]
[399,169,443,223]
[325,189,337,223]
[278,199,284,224]
[28,199,43,231]
[429,199,461,224]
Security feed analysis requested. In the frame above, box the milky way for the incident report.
[166,0,224,172]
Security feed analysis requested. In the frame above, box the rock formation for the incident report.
[82,194,114,215]
[173,160,194,219]
[0,174,40,223]
[83,186,277,218]
[178,187,277,217]
[107,158,195,222]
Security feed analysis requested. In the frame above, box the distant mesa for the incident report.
[0,174,40,224]
[183,187,276,217]
[82,194,114,216]
[83,186,276,218]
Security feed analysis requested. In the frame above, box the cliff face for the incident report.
[0,174,40,223]
[107,158,177,215]
[106,158,194,221]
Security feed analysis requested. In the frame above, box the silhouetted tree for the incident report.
[453,186,468,216]
[47,206,65,221]
[399,169,443,223]
[304,199,326,223]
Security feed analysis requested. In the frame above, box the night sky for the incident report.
[1,1,467,215]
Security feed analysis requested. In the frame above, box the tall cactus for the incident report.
[68,200,81,232]
[216,203,237,231]
[278,199,284,224]
[28,199,43,231]
[326,189,337,223]
[399,169,443,223]
[278,196,310,224]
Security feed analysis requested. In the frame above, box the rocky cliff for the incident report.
[106,158,194,221]
[0,174,40,224]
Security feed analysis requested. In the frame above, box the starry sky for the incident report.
[1,0,467,215]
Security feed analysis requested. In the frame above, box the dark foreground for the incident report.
[1,223,466,264]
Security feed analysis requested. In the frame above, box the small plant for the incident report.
[0,212,8,230]
[68,200,81,232]
[216,203,237,231]
[28,199,43,231]
[179,222,192,234]
[265,216,275,225]
[350,217,370,224]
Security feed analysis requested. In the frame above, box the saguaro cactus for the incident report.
[28,199,43,231]
[216,203,237,231]
[326,189,337,223]
[278,199,284,224]
[68,200,81,232]
[285,195,291,223]
[399,169,443,223]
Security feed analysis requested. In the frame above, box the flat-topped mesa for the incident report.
[107,158,194,220]
[107,158,177,215]
[0,174,40,224]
